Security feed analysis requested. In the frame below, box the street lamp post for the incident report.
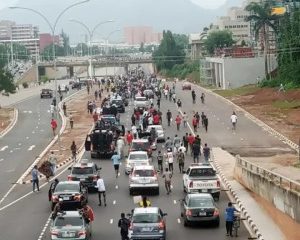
[69,19,114,80]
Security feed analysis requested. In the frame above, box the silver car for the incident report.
[125,151,150,175]
[134,96,149,108]
[129,165,159,195]
[50,211,92,240]
[147,125,165,142]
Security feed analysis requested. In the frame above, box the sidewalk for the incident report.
[212,147,286,240]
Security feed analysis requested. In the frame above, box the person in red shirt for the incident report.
[175,115,182,131]
[187,133,195,156]
[126,131,133,145]
[92,111,99,122]
[192,116,198,132]
[153,114,160,125]
[82,203,95,223]
[50,119,57,136]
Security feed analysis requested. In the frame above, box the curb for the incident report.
[191,83,299,153]
[16,89,85,184]
[211,149,264,240]
[0,108,18,138]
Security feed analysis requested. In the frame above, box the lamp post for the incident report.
[104,29,121,78]
[69,19,114,79]
[10,0,90,112]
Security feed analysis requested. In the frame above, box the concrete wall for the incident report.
[234,160,300,223]
[45,67,68,80]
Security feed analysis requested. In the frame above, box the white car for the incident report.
[125,151,150,174]
[129,165,159,195]
[134,96,149,108]
[147,125,165,142]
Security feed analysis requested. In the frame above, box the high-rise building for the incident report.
[124,26,162,45]
[39,33,63,52]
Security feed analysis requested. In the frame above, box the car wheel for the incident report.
[180,212,183,217]
[155,188,160,195]
[184,218,189,227]
[129,189,133,196]
[214,219,220,227]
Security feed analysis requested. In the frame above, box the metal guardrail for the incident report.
[236,155,300,192]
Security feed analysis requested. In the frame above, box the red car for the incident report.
[182,81,192,90]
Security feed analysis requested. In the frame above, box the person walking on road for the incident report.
[203,143,211,162]
[69,113,74,129]
[157,98,160,109]
[165,148,174,173]
[203,115,208,132]
[183,133,189,152]
[157,151,163,173]
[200,93,205,104]
[162,168,172,195]
[187,133,195,156]
[166,110,172,127]
[32,165,40,192]
[225,202,239,237]
[62,102,67,116]
[95,175,107,206]
[111,152,121,178]
[175,115,182,131]
[118,213,130,240]
[126,131,133,145]
[192,142,201,163]
[231,111,237,131]
[182,112,188,128]
[177,149,185,173]
[192,116,197,132]
[71,141,77,161]
[191,90,196,104]
[50,119,57,136]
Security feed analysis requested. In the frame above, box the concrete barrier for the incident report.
[235,156,300,223]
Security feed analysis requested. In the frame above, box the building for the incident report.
[189,31,208,60]
[0,20,39,57]
[39,33,63,52]
[124,26,162,45]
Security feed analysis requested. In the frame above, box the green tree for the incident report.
[173,34,189,50]
[61,30,71,56]
[204,30,235,54]
[75,43,89,56]
[139,42,145,52]
[245,1,279,79]
[0,68,15,93]
[153,30,185,71]
[41,44,65,61]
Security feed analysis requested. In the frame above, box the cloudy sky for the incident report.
[190,0,228,9]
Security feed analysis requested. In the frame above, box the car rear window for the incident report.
[55,216,83,227]
[55,183,80,192]
[189,168,215,177]
[133,213,160,223]
[188,198,214,208]
[129,154,148,160]
[72,167,93,175]
[132,142,150,150]
[133,170,154,177]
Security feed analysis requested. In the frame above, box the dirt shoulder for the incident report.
[214,86,300,144]
[0,108,14,133]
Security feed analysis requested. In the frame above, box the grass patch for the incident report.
[213,85,259,98]
[293,163,300,168]
[272,100,300,109]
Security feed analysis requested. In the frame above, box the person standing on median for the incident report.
[48,151,57,176]
[31,165,40,192]
[203,143,211,162]
[50,118,57,136]
[69,113,74,129]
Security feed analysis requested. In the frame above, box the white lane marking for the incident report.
[40,130,44,132]
[173,200,177,204]
[18,143,22,146]
[26,137,29,139]
[110,219,114,224]
[217,118,220,121]
[36,126,39,129]
[170,185,173,189]
[37,213,52,240]
[0,146,8,151]
[6,169,15,173]
[28,145,36,151]
[32,131,35,134]
[118,172,121,176]
[115,185,119,189]
[113,200,116,205]
[0,159,4,162]
[177,218,181,224]
[14,148,21,150]
[0,161,73,211]
[23,111,28,113]
[227,127,230,130]
[28,111,32,114]
[241,138,244,141]
[9,150,13,153]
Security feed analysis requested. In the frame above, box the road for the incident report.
[0,80,76,201]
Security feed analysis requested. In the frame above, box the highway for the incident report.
[1,77,292,240]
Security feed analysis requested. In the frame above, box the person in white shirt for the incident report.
[230,111,238,131]
[178,143,186,155]
[95,176,106,206]
[116,137,125,158]
[182,112,188,128]
[165,149,174,173]
[148,116,154,125]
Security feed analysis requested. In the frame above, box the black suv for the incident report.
[68,161,100,190]
[40,89,53,98]
[111,99,125,113]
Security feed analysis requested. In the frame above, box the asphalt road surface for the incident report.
[0,79,291,240]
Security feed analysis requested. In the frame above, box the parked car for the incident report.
[146,125,165,142]
[129,165,159,195]
[128,207,167,240]
[49,181,88,210]
[125,151,150,175]
[41,89,53,98]
[182,81,191,90]
[180,193,220,227]
[134,96,149,108]
[50,211,92,240]
[111,98,125,113]
[129,139,153,156]
[68,160,101,190]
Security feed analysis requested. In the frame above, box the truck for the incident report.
[183,163,221,200]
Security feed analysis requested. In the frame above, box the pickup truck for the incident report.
[183,163,220,200]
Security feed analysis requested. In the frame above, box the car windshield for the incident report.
[72,167,93,175]
[54,183,80,193]
[54,216,83,227]
[111,100,122,105]
[132,142,150,150]
[129,153,148,160]
[133,169,154,177]
[136,98,146,102]
[188,198,214,208]
[189,168,215,177]
[133,213,160,223]
[151,126,162,131]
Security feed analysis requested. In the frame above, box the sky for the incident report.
[189,0,228,9]
[0,0,18,10]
